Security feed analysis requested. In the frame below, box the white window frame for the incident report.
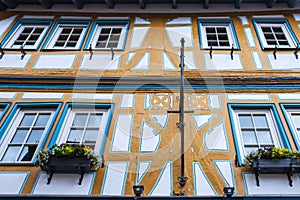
[231,108,283,159]
[199,22,237,49]
[57,107,110,155]
[3,24,48,49]
[255,22,297,49]
[285,108,300,145]
[45,23,87,49]
[0,108,55,164]
[89,24,127,50]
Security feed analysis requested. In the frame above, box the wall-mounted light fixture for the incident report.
[133,185,144,197]
[223,186,234,198]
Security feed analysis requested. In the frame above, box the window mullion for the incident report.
[63,27,74,48]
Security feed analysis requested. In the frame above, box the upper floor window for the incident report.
[228,104,290,165]
[2,20,52,50]
[54,103,113,155]
[198,20,240,49]
[0,103,61,164]
[85,21,130,50]
[253,20,298,49]
[43,21,90,50]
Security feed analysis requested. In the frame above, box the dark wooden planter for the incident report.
[40,156,92,185]
[252,158,300,187]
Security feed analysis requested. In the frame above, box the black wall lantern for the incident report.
[133,185,144,197]
[223,186,234,198]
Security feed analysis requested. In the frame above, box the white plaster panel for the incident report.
[150,114,168,129]
[182,51,197,70]
[214,161,234,187]
[137,161,151,184]
[33,173,94,195]
[101,162,128,195]
[244,28,256,47]
[198,16,230,20]
[35,55,75,69]
[204,54,243,70]
[0,15,17,38]
[166,17,192,25]
[252,52,264,70]
[111,114,133,152]
[193,115,215,131]
[0,92,17,99]
[277,94,300,100]
[140,120,160,152]
[238,16,249,25]
[205,122,228,151]
[0,172,28,194]
[120,94,135,108]
[134,17,151,25]
[22,93,64,99]
[209,95,221,109]
[130,27,150,49]
[0,54,31,68]
[227,94,270,100]
[268,54,300,70]
[22,15,55,19]
[193,162,216,196]
[293,14,300,21]
[163,52,176,70]
[150,162,172,196]
[127,52,136,64]
[144,94,151,109]
[133,52,149,70]
[244,173,300,195]
[252,15,285,19]
[71,93,113,100]
[80,54,120,70]
[97,16,130,20]
[59,16,91,20]
[165,26,193,48]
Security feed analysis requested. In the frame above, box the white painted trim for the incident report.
[59,16,92,20]
[96,16,130,20]
[198,16,230,20]
[252,15,285,19]
[22,15,55,19]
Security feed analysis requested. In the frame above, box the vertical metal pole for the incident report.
[178,37,188,187]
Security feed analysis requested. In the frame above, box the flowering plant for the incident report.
[37,143,102,170]
[243,147,300,168]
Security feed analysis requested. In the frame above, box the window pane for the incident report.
[18,145,37,161]
[72,114,88,127]
[257,130,273,144]
[11,129,29,143]
[242,130,257,144]
[239,115,253,128]
[35,114,50,126]
[245,147,259,155]
[253,114,268,128]
[1,146,20,161]
[27,129,44,143]
[67,129,83,143]
[87,114,103,127]
[20,114,36,127]
[84,129,99,143]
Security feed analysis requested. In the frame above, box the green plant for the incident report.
[243,147,300,168]
[37,143,102,170]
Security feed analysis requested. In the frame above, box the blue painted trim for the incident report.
[100,161,129,195]
[193,162,217,196]
[228,103,291,165]
[213,160,236,191]
[203,121,229,152]
[242,172,250,195]
[139,119,161,153]
[33,54,77,70]
[149,114,169,130]
[41,20,91,50]
[119,94,135,108]
[0,103,11,121]
[192,114,216,131]
[197,20,240,50]
[2,20,53,50]
[252,19,299,50]
[136,160,152,185]
[149,161,172,196]
[0,172,30,194]
[110,114,133,153]
[84,20,130,50]
[279,103,300,150]
[49,102,114,157]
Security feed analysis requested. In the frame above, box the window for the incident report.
[2,20,52,49]
[0,103,61,164]
[43,21,90,50]
[85,21,130,50]
[253,20,298,49]
[228,104,290,165]
[198,20,240,49]
[54,103,113,155]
